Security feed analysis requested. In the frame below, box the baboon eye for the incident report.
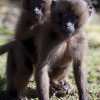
[39,3,44,8]
[88,6,92,15]
[63,15,68,18]
[71,16,79,23]
[89,6,92,9]
[38,1,45,9]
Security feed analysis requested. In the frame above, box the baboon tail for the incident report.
[0,40,17,55]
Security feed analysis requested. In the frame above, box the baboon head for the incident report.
[22,0,51,22]
[50,0,93,38]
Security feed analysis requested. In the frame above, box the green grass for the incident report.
[85,24,100,48]
[0,54,7,76]
[0,22,12,35]
[86,24,100,33]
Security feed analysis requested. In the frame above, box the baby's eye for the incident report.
[71,16,79,23]
[38,1,45,9]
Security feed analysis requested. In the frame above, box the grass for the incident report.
[0,21,100,100]
[0,22,13,35]
[0,22,12,35]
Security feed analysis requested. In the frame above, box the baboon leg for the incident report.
[6,47,33,98]
[73,49,88,100]
[14,65,33,94]
[13,47,33,95]
[6,50,17,97]
[35,63,50,100]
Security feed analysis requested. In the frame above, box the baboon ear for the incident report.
[51,0,58,11]
[88,5,93,16]
[84,0,93,16]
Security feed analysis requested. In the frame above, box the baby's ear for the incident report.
[84,0,93,16]
[51,0,58,11]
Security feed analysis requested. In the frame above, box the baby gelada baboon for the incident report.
[0,0,52,99]
[15,0,52,40]
[33,0,92,100]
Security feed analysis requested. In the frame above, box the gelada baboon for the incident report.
[34,0,92,100]
[15,0,52,40]
[0,0,52,55]
[0,0,51,55]
[0,0,51,99]
[0,1,90,100]
[0,0,52,54]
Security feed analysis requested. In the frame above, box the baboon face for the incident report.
[22,0,46,21]
[28,0,45,20]
[57,11,79,37]
[51,0,92,38]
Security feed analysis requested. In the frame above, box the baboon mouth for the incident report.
[64,33,73,38]
[32,13,40,18]
[31,15,40,22]
[61,30,73,38]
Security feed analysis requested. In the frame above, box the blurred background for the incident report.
[0,0,100,99]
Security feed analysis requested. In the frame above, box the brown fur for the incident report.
[0,0,92,99]
[0,0,52,99]
[0,0,52,54]
[15,0,52,40]
[34,0,91,100]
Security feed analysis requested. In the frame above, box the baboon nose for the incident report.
[33,7,43,19]
[34,7,40,13]
[66,22,72,27]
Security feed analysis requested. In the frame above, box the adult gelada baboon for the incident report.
[33,0,93,100]
[0,0,52,99]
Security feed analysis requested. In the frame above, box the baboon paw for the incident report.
[50,80,72,98]
[18,96,28,100]
[25,87,37,98]
[59,80,72,94]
